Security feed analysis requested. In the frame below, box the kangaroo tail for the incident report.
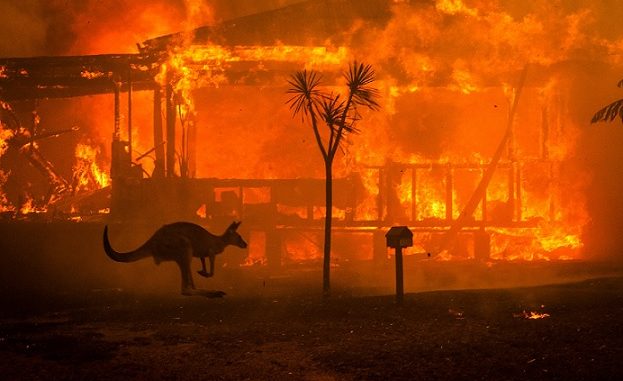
[103,226,151,263]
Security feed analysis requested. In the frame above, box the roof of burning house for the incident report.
[140,0,394,52]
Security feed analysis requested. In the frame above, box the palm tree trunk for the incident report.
[323,159,333,298]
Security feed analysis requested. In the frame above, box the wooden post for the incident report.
[127,66,132,162]
[411,168,417,223]
[188,118,197,178]
[377,168,385,224]
[165,80,176,177]
[482,168,488,222]
[386,226,412,305]
[395,246,404,304]
[111,81,121,180]
[446,164,453,221]
[153,88,165,178]
[515,162,522,222]
[113,81,120,140]
[385,163,394,222]
[508,166,515,221]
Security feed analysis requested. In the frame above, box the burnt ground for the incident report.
[0,276,622,381]
[0,222,622,380]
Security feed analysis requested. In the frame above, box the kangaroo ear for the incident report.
[229,221,241,231]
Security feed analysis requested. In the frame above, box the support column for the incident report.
[165,80,176,177]
[445,164,453,221]
[395,246,404,305]
[152,88,165,178]
[481,168,488,222]
[113,82,121,140]
[127,67,132,162]
[377,168,385,223]
[111,82,122,179]
[508,165,515,222]
[515,162,522,222]
[411,168,417,223]
[187,118,197,178]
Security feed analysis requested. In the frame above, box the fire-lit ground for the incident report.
[1,222,623,380]
[1,275,622,380]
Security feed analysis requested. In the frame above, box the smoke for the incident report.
[0,0,47,56]
[0,0,308,57]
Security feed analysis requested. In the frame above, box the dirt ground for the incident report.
[0,222,622,380]
[1,275,622,381]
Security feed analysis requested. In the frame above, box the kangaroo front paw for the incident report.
[197,270,212,278]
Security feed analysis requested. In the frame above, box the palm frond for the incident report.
[286,70,322,120]
[344,62,380,110]
[320,94,346,127]
[591,98,623,124]
[321,94,365,137]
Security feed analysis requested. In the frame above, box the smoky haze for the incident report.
[0,0,307,56]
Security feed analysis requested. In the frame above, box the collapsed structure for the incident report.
[1,0,605,268]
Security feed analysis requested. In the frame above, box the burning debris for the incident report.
[0,100,110,217]
[514,310,551,320]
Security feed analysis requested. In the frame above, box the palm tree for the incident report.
[287,62,379,297]
[592,79,623,124]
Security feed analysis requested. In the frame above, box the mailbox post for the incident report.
[385,226,413,304]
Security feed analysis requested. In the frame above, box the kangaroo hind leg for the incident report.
[178,246,225,298]
[197,255,215,278]
[177,244,196,296]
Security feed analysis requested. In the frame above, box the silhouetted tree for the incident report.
[592,79,623,124]
[287,62,379,297]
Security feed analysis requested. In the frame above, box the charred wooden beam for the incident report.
[152,88,165,177]
[0,53,159,101]
[165,79,176,177]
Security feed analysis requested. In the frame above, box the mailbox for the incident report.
[386,226,413,304]
[385,226,413,249]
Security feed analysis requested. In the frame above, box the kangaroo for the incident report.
[103,221,248,297]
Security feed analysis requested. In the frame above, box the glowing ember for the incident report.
[80,70,109,79]
[515,310,551,320]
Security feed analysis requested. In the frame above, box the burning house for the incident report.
[1,0,620,271]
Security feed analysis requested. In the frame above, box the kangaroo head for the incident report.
[224,221,248,249]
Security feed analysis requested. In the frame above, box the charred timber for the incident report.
[0,54,159,101]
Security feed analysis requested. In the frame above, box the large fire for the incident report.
[2,0,621,265]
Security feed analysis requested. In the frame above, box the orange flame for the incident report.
[73,143,110,191]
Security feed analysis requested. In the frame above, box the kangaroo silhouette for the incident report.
[103,221,247,297]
